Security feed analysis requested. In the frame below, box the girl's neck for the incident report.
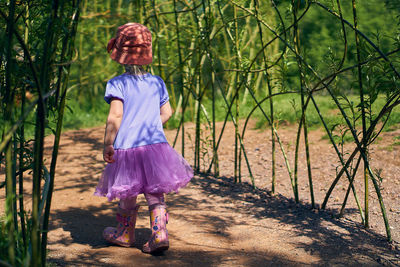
[124,65,147,76]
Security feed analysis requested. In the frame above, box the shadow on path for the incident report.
[48,172,400,266]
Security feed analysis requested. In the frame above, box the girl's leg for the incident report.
[119,196,138,210]
[144,193,165,207]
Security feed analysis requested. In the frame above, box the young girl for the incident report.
[94,23,193,253]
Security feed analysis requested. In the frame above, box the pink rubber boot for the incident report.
[142,204,169,253]
[103,205,139,247]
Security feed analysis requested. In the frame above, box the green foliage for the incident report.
[0,215,32,266]
[1,0,81,265]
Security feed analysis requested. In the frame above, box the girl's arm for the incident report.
[103,98,123,163]
[160,101,172,124]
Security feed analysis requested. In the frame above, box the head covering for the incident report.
[107,23,152,65]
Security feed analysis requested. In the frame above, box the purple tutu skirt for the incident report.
[95,142,193,201]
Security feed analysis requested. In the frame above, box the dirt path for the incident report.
[2,122,400,266]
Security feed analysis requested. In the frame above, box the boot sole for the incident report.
[105,238,135,247]
[142,241,169,254]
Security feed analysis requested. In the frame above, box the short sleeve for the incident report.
[159,78,169,107]
[104,80,124,104]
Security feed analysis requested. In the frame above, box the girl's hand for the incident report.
[103,145,115,163]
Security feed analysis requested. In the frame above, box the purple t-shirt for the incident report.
[104,73,169,149]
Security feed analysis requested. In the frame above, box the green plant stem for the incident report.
[31,91,45,267]
[18,90,27,249]
[173,0,185,157]
[339,156,362,217]
[40,2,81,264]
[254,0,276,194]
[234,5,239,182]
[4,0,17,264]
[351,0,369,228]
[32,1,60,265]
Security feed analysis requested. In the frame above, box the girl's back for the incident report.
[105,73,169,149]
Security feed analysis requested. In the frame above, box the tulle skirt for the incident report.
[95,142,193,201]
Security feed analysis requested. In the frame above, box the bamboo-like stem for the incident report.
[366,165,391,241]
[151,0,162,77]
[18,88,27,249]
[40,2,81,264]
[211,70,219,175]
[339,156,362,217]
[234,84,239,182]
[201,0,219,176]
[233,5,239,182]
[291,0,315,207]
[4,1,17,265]
[173,0,185,157]
[293,119,302,203]
[292,1,302,202]
[31,73,45,267]
[4,110,16,267]
[189,11,204,170]
[351,0,369,228]
[216,0,240,181]
[300,61,315,206]
[253,0,276,194]
[195,75,201,171]
[18,5,29,250]
[137,0,144,24]
[32,1,60,265]
[12,130,18,245]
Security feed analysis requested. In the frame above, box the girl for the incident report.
[94,23,193,254]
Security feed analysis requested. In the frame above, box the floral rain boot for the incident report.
[103,205,139,247]
[142,204,169,253]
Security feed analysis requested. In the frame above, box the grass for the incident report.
[5,95,110,140]
[393,136,400,146]
[62,92,400,134]
[258,94,400,135]
[6,91,399,140]
[62,95,110,131]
